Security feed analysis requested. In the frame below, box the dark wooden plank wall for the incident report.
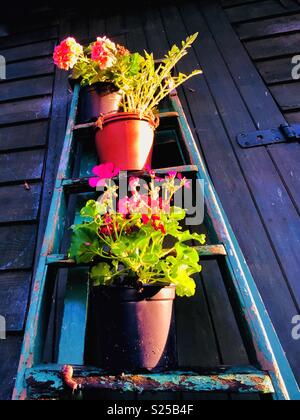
[0,12,70,399]
[223,0,300,122]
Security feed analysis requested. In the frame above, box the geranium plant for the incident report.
[53,36,130,86]
[69,164,206,297]
[53,34,202,120]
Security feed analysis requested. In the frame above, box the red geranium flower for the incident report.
[117,44,130,56]
[53,37,83,70]
[91,37,117,70]
[141,215,150,225]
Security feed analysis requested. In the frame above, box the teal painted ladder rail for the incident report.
[13,84,300,400]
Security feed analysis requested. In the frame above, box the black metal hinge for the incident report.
[237,124,300,148]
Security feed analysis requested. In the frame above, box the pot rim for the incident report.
[96,112,160,130]
[68,77,119,92]
[91,283,176,302]
[94,284,176,290]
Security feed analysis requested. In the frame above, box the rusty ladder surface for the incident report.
[12,84,300,400]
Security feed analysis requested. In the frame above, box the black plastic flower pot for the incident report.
[77,82,122,124]
[85,285,177,372]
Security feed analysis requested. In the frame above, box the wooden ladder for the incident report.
[12,84,300,400]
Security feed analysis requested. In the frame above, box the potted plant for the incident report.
[54,35,202,169]
[69,163,206,371]
[53,37,130,122]
[95,33,202,170]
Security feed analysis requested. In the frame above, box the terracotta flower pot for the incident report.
[85,285,177,372]
[95,112,158,171]
[78,82,122,123]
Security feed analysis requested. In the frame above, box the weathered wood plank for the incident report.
[0,335,23,400]
[32,19,72,370]
[176,275,221,367]
[88,15,106,39]
[0,224,37,270]
[0,96,52,125]
[0,40,56,63]
[0,26,58,49]
[226,0,300,23]
[5,57,54,80]
[245,33,300,60]
[270,82,300,111]
[174,1,300,380]
[0,121,49,152]
[257,57,295,84]
[4,16,59,36]
[0,76,53,102]
[25,365,274,399]
[46,245,226,267]
[0,149,45,184]
[71,15,89,42]
[284,110,300,124]
[58,269,89,365]
[222,0,262,6]
[236,13,300,40]
[201,260,249,365]
[0,183,42,223]
[0,271,32,331]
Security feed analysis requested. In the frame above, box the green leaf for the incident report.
[110,242,129,257]
[173,270,197,297]
[68,224,98,263]
[170,207,186,221]
[142,254,160,265]
[90,263,113,286]
[80,200,103,219]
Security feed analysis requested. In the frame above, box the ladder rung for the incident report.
[73,122,95,131]
[25,365,274,398]
[46,245,227,268]
[73,112,180,132]
[159,111,179,120]
[62,165,199,194]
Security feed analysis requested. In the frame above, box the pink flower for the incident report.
[168,171,177,179]
[53,37,83,70]
[89,163,120,188]
[91,37,117,70]
[129,177,140,190]
[183,179,191,189]
[145,164,156,178]
[177,173,191,189]
[155,178,164,183]
[118,196,130,215]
